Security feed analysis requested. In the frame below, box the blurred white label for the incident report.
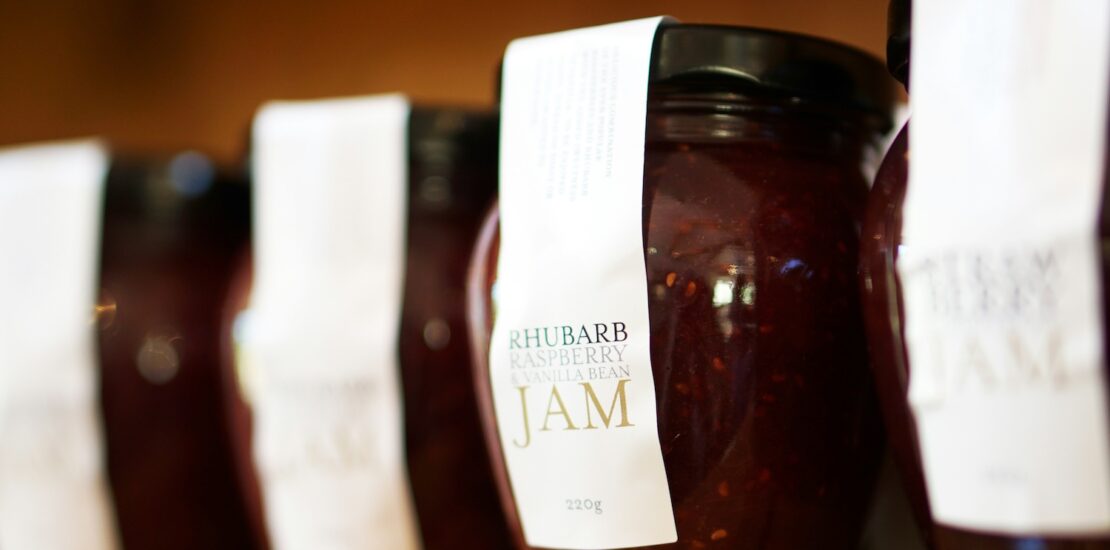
[903,0,1110,534]
[0,141,120,549]
[492,17,677,549]
[246,95,421,550]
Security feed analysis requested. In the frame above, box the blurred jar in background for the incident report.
[398,108,509,550]
[858,0,935,546]
[97,152,255,550]
[863,1,1110,548]
[469,24,895,550]
[221,105,511,550]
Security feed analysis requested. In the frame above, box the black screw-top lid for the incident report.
[650,23,896,125]
[102,153,249,252]
[105,153,248,225]
[887,0,911,88]
[409,107,497,171]
[408,107,498,212]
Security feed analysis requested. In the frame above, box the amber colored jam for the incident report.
[219,110,512,550]
[861,123,1110,550]
[97,158,256,550]
[468,90,887,549]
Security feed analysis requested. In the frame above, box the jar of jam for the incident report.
[97,152,256,550]
[468,24,896,549]
[860,1,1110,548]
[400,107,512,550]
[858,0,934,544]
[221,106,512,550]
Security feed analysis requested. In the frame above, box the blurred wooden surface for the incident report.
[0,0,890,163]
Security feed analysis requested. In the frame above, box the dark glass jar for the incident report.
[468,25,896,550]
[400,108,511,550]
[97,152,256,550]
[859,1,1110,548]
[858,0,935,544]
[220,107,512,550]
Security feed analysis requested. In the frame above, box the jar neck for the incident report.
[645,89,884,160]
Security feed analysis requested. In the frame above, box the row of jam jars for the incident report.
[94,115,515,549]
[218,106,513,550]
[861,0,1110,548]
[467,23,898,549]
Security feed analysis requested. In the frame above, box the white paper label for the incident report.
[246,95,421,550]
[903,0,1110,534]
[491,17,677,549]
[0,141,120,549]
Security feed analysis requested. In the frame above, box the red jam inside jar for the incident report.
[468,24,896,550]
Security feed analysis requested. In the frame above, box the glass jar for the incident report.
[220,107,512,550]
[858,0,935,544]
[860,1,1110,548]
[97,152,256,550]
[399,108,511,550]
[468,24,896,550]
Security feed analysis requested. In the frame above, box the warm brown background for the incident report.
[0,0,890,164]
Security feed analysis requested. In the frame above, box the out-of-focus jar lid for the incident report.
[650,23,896,125]
[409,107,496,171]
[887,0,911,88]
[104,152,249,243]
[408,107,497,212]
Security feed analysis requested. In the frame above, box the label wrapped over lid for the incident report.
[0,140,120,549]
[901,0,1110,535]
[490,17,677,549]
[244,95,421,549]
